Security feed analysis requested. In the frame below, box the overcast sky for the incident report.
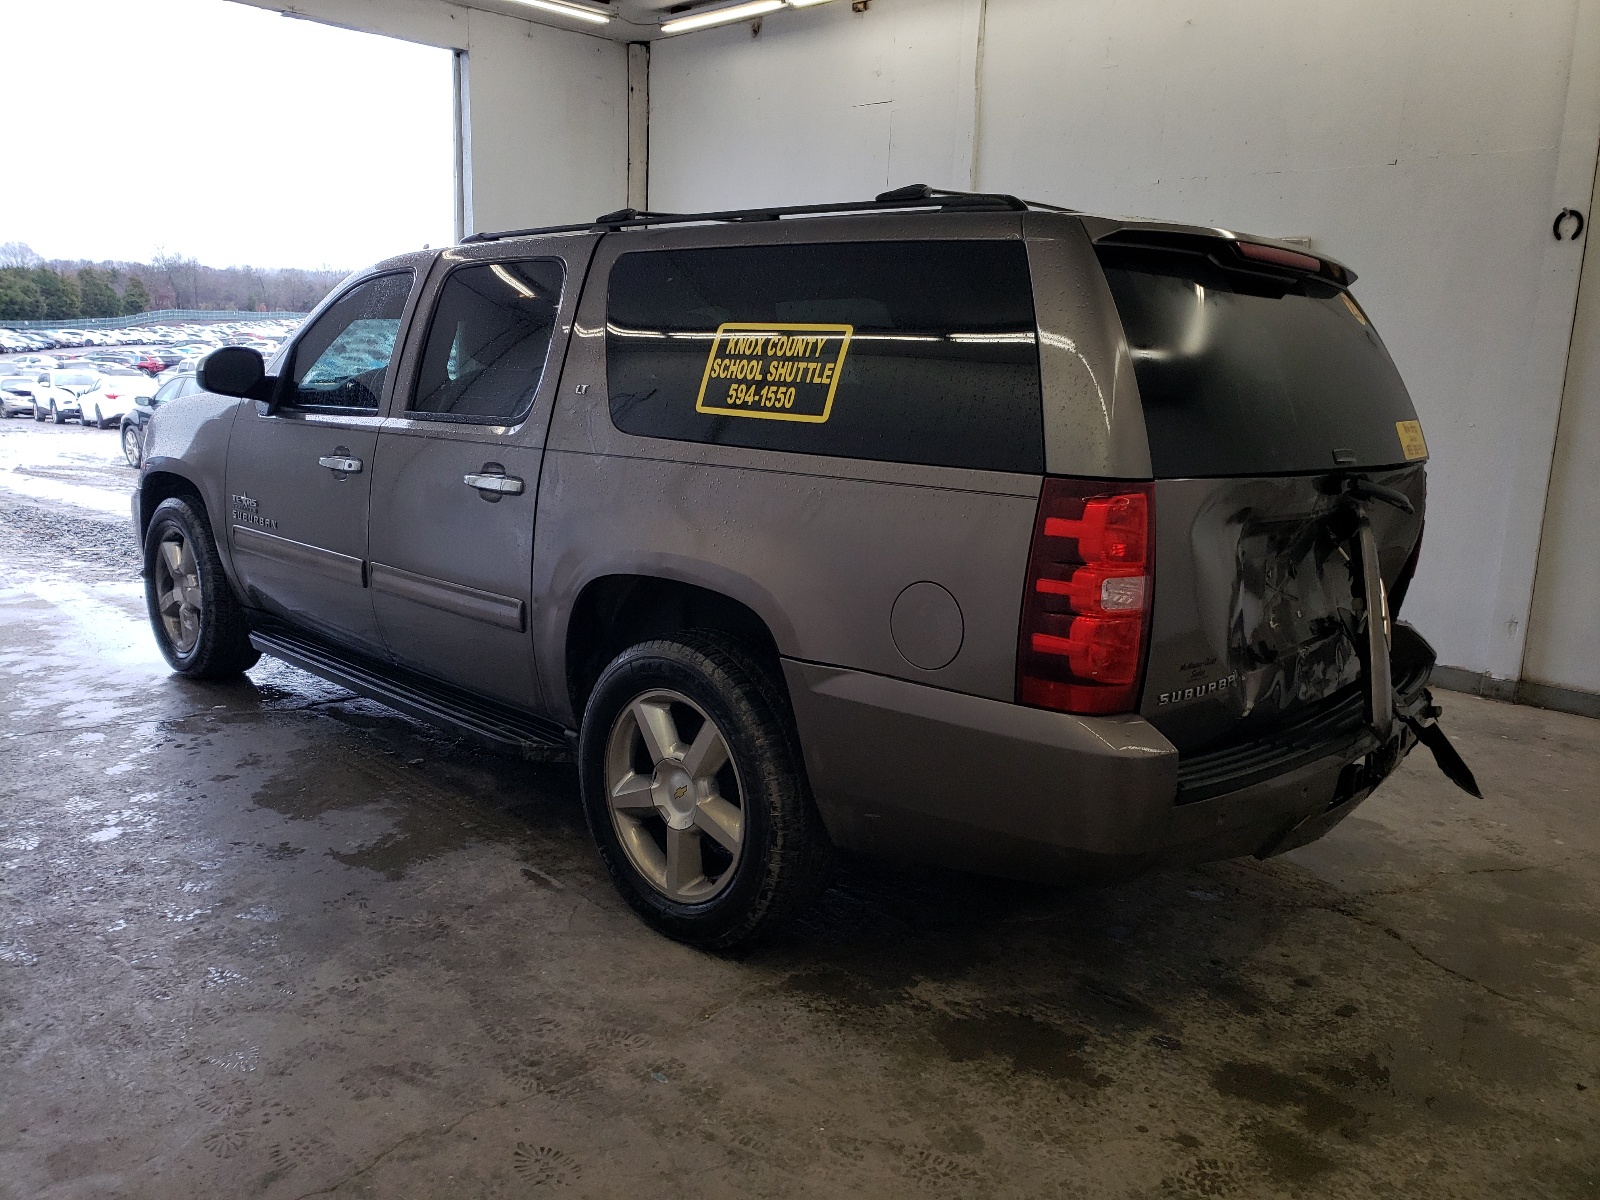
[1,0,456,271]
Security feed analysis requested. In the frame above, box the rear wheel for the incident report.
[142,496,260,679]
[121,422,142,467]
[579,631,831,950]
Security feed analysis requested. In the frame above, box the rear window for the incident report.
[605,240,1043,474]
[1097,244,1420,477]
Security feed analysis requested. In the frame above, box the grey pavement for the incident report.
[0,420,1595,1198]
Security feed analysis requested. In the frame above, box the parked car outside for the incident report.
[121,371,196,466]
[81,367,157,429]
[32,367,102,423]
[131,189,1476,948]
[0,375,40,418]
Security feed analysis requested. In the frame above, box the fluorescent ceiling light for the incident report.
[787,0,838,6]
[491,264,540,298]
[508,0,613,25]
[660,0,783,34]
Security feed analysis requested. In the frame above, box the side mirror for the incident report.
[198,346,271,400]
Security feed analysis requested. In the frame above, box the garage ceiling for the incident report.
[443,0,845,41]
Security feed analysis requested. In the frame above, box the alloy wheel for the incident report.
[604,689,744,903]
[122,424,141,467]
[153,533,202,654]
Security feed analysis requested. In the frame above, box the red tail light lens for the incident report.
[1018,479,1154,715]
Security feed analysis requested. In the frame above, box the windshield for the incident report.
[55,372,99,388]
[1097,244,1420,477]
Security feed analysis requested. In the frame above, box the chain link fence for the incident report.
[1,309,308,331]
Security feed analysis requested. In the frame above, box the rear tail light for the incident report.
[1017,479,1154,715]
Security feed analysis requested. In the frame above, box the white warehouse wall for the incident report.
[650,0,984,207]
[459,6,627,232]
[650,0,1600,684]
[230,0,628,234]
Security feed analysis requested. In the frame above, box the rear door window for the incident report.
[408,259,565,423]
[605,240,1043,473]
[1097,243,1421,477]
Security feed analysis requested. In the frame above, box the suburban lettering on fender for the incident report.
[695,322,852,424]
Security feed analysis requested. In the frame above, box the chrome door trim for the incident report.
[231,525,366,588]
[369,562,526,632]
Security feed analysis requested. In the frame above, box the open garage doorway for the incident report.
[2,0,456,275]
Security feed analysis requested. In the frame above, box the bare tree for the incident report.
[0,242,42,269]
[152,249,202,309]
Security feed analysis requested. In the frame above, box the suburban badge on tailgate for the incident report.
[1157,671,1240,707]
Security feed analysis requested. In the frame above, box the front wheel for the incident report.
[142,496,260,679]
[121,422,142,467]
[579,631,832,950]
[50,401,62,425]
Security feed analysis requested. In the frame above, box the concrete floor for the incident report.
[0,422,1596,1199]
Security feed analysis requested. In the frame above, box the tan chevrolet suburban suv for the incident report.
[133,186,1477,949]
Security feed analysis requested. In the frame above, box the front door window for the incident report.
[284,271,413,410]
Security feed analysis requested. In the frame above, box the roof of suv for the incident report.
[444,184,1355,284]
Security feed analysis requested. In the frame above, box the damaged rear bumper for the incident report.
[782,623,1443,884]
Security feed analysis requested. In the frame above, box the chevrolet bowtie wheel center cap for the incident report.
[653,766,697,829]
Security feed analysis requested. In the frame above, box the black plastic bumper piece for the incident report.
[1174,625,1434,805]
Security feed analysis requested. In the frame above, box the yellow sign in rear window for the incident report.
[696,322,852,423]
[1396,419,1428,461]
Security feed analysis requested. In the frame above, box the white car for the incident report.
[11,355,58,372]
[0,375,40,418]
[79,368,156,428]
[31,368,103,424]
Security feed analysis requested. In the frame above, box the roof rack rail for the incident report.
[460,184,1055,244]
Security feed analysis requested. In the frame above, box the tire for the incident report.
[578,630,832,950]
[33,404,45,422]
[50,401,62,424]
[142,496,260,680]
[121,422,142,468]
[93,405,105,429]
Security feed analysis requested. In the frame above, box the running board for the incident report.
[248,623,572,760]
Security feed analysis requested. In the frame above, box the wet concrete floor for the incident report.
[0,422,1596,1198]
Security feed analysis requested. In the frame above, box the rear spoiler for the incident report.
[1085,221,1356,287]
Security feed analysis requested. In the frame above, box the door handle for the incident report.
[463,472,525,496]
[318,454,363,474]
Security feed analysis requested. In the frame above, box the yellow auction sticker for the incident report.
[696,322,852,423]
[1396,419,1428,461]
